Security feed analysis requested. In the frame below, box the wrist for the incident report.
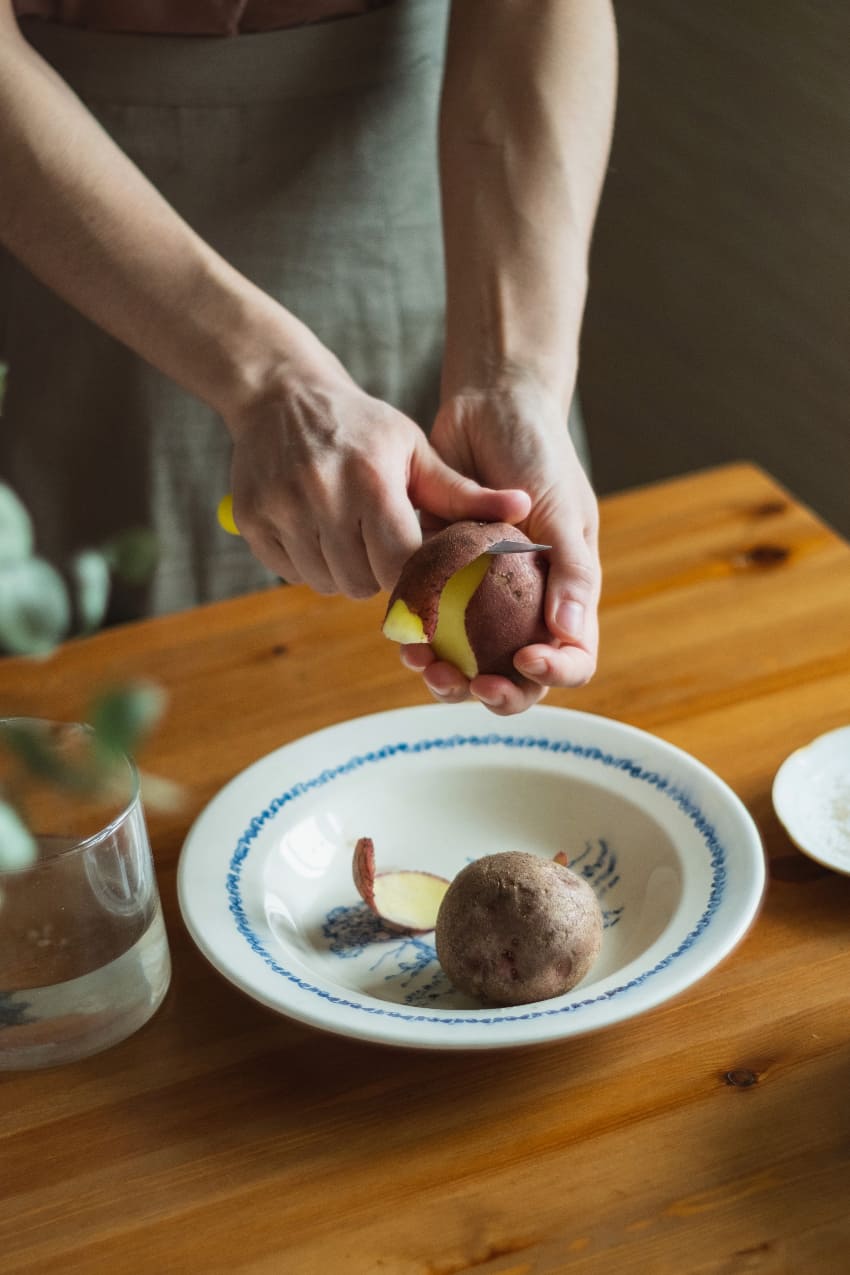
[438,374,579,455]
[440,260,585,412]
[441,351,580,419]
[184,256,348,432]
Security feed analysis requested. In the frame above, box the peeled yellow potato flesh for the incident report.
[382,599,426,645]
[430,554,491,677]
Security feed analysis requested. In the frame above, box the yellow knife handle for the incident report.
[217,494,240,536]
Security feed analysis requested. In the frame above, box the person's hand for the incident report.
[399,380,600,715]
[224,355,531,597]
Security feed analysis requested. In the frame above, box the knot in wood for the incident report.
[732,544,790,570]
[752,500,787,518]
[724,1068,759,1088]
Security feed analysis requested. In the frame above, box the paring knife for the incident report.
[217,497,549,553]
[485,540,550,554]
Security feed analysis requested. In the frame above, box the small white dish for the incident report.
[772,725,850,875]
[177,704,766,1051]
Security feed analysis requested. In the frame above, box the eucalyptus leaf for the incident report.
[0,719,119,799]
[0,799,37,871]
[71,549,112,633]
[88,682,167,761]
[0,557,70,655]
[0,481,168,846]
[139,770,185,814]
[0,482,34,565]
[0,719,88,792]
[101,528,159,586]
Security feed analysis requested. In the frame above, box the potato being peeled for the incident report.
[435,851,603,1006]
[382,521,549,682]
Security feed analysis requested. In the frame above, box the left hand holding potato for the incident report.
[400,382,600,716]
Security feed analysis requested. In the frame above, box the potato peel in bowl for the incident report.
[352,837,449,933]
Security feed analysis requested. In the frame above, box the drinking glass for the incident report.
[0,720,171,1069]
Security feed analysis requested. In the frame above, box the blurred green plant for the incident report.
[0,478,168,870]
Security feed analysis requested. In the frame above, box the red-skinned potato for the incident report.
[435,851,603,1006]
[382,521,549,682]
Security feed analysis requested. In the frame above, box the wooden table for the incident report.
[3,463,850,1274]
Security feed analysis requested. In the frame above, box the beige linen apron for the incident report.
[1,1,588,621]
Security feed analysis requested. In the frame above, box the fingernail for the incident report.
[474,692,505,709]
[426,668,458,695]
[515,656,546,678]
[556,600,585,641]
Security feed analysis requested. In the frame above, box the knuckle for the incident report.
[559,557,599,594]
[349,455,387,499]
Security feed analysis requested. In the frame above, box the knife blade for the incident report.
[485,540,551,555]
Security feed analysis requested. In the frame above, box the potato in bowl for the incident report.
[435,850,604,1006]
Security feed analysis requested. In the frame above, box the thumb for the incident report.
[409,439,531,527]
[544,543,600,653]
[512,539,600,687]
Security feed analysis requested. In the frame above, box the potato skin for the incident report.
[384,521,548,681]
[435,851,603,1006]
[464,553,548,681]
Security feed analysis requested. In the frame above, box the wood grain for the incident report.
[2,464,850,1274]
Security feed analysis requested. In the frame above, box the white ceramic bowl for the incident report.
[773,725,850,875]
[178,703,766,1050]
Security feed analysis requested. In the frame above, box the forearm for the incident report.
[0,7,320,422]
[439,0,617,407]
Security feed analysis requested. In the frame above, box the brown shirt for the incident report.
[13,1,394,36]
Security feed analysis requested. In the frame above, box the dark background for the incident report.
[579,0,849,537]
